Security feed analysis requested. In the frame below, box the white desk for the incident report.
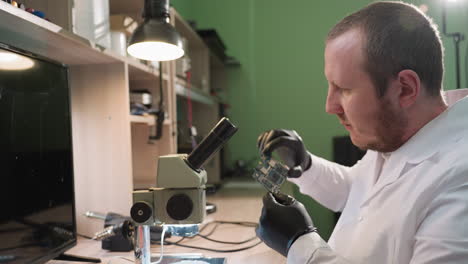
[49,180,284,264]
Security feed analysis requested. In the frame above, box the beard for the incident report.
[358,97,408,153]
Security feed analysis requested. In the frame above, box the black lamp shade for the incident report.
[127,19,184,61]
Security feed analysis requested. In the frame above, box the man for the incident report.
[256,1,468,263]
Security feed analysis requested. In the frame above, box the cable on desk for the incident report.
[165,240,263,253]
[211,220,258,227]
[152,220,263,253]
[195,221,258,245]
[197,233,258,245]
[77,233,94,240]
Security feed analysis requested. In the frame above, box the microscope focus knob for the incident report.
[166,194,193,220]
[130,202,153,224]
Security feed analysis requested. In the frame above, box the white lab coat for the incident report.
[287,96,468,264]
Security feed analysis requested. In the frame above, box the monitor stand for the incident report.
[54,253,101,263]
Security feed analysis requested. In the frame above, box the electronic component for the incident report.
[252,156,289,194]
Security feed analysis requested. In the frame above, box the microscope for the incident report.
[130,117,237,264]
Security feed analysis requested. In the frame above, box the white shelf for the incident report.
[0,1,114,65]
[175,79,217,105]
[0,1,163,84]
[130,115,155,126]
[130,115,172,126]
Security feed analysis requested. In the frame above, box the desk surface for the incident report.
[49,180,284,264]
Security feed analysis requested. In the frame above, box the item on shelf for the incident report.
[72,0,111,48]
[18,3,25,10]
[197,29,241,67]
[175,37,191,77]
[224,55,241,67]
[201,77,209,92]
[149,60,160,70]
[32,10,45,18]
[130,102,149,116]
[110,15,138,37]
[130,90,152,108]
[10,0,17,7]
[197,29,227,62]
[110,30,127,56]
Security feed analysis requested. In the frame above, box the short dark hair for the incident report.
[327,1,444,97]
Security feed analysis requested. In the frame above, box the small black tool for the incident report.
[101,213,135,252]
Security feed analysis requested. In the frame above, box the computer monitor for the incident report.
[0,43,76,263]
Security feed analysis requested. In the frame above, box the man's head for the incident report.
[324,1,447,152]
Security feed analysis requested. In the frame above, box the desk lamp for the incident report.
[128,0,184,140]
[127,0,184,61]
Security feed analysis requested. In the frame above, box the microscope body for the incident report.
[132,154,207,226]
[131,155,208,264]
[130,117,237,264]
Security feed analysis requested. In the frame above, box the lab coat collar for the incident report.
[391,95,468,164]
[360,96,468,207]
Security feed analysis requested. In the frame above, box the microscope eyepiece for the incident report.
[186,117,238,171]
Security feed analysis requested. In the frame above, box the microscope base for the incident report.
[149,255,226,264]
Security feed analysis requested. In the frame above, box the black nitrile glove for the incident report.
[256,193,316,257]
[257,129,312,178]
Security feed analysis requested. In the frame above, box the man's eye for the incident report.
[339,88,350,94]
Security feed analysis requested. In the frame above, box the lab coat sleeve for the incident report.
[288,232,353,264]
[288,153,363,212]
[410,170,468,263]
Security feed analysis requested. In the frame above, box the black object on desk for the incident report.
[101,213,134,252]
[54,254,101,263]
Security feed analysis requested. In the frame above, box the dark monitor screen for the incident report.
[0,44,76,263]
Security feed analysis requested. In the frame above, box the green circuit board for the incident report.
[252,156,289,194]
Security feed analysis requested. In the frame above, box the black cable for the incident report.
[151,236,185,245]
[151,220,262,253]
[77,233,93,240]
[198,222,220,237]
[165,240,263,253]
[211,220,258,227]
[194,221,259,244]
[196,233,258,245]
[150,62,165,140]
[158,63,164,111]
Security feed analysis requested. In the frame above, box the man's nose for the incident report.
[325,89,344,114]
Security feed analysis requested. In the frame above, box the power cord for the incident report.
[149,62,165,140]
[151,220,262,253]
[164,240,263,253]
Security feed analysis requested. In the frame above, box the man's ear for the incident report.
[396,69,421,108]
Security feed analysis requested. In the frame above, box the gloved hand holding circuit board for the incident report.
[252,156,295,205]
